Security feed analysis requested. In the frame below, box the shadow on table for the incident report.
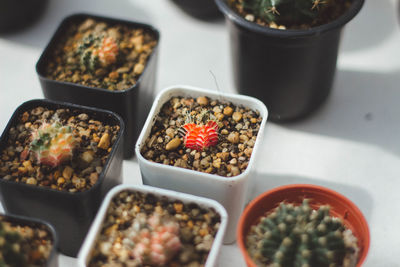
[341,0,397,52]
[0,0,152,49]
[279,69,400,157]
[248,172,373,221]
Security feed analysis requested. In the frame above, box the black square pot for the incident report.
[36,13,159,158]
[0,99,124,257]
[0,213,58,267]
[215,0,364,122]
[170,0,222,20]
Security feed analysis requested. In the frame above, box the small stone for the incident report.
[245,14,255,22]
[227,132,239,144]
[230,166,240,176]
[166,128,175,138]
[81,151,94,163]
[89,172,99,186]
[232,112,243,122]
[98,133,111,149]
[166,138,181,151]
[212,158,221,169]
[133,63,145,75]
[196,96,208,106]
[223,106,233,116]
[63,166,73,179]
[26,177,37,185]
[221,129,228,135]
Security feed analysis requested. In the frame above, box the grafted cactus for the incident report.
[78,34,119,71]
[241,0,332,26]
[130,213,182,266]
[29,121,77,167]
[246,199,359,267]
[0,222,26,267]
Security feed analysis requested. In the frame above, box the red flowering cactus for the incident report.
[182,121,219,151]
[29,121,77,167]
[130,213,181,266]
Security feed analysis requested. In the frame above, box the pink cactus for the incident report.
[130,213,181,266]
[94,36,119,66]
[181,121,219,151]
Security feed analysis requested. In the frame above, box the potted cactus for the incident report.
[0,99,124,256]
[135,85,268,244]
[215,0,364,121]
[237,184,370,267]
[36,13,160,158]
[78,184,228,267]
[0,213,58,267]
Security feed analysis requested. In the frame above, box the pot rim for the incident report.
[0,212,58,267]
[77,184,228,267]
[237,184,370,267]
[35,12,160,94]
[134,84,269,183]
[0,98,125,197]
[214,0,365,38]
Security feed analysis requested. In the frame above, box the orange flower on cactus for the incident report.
[94,36,119,66]
[29,122,77,167]
[181,121,219,151]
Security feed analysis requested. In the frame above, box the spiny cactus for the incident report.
[246,199,359,267]
[241,0,332,26]
[29,121,77,167]
[78,34,119,71]
[181,121,219,151]
[129,213,182,266]
[0,222,26,267]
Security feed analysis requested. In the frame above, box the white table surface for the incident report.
[1,0,399,266]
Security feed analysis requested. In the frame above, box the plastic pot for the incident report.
[237,184,370,267]
[170,0,222,20]
[0,0,48,33]
[0,99,124,256]
[0,213,58,267]
[215,0,364,121]
[78,184,227,267]
[135,85,268,244]
[36,13,159,158]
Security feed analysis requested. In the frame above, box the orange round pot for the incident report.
[237,184,370,267]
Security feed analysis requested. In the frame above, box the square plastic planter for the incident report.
[36,13,160,158]
[135,85,268,243]
[0,99,124,257]
[78,184,227,267]
[0,213,58,267]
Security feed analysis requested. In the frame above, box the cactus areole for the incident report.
[246,199,359,267]
[29,121,77,167]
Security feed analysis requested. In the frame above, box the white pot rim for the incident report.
[135,84,269,183]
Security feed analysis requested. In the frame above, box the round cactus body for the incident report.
[29,121,77,167]
[246,199,359,267]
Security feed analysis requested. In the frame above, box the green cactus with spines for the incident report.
[246,199,359,267]
[0,221,27,267]
[241,0,333,26]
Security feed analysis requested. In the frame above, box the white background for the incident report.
[1,0,400,266]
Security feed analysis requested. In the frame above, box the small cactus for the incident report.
[0,221,26,267]
[241,0,332,26]
[246,199,359,267]
[181,121,219,151]
[29,121,77,167]
[129,213,182,266]
[78,34,119,71]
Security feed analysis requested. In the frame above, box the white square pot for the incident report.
[78,184,227,267]
[135,85,268,243]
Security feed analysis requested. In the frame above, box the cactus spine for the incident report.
[241,0,332,26]
[0,222,26,267]
[246,199,359,267]
[29,121,77,167]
